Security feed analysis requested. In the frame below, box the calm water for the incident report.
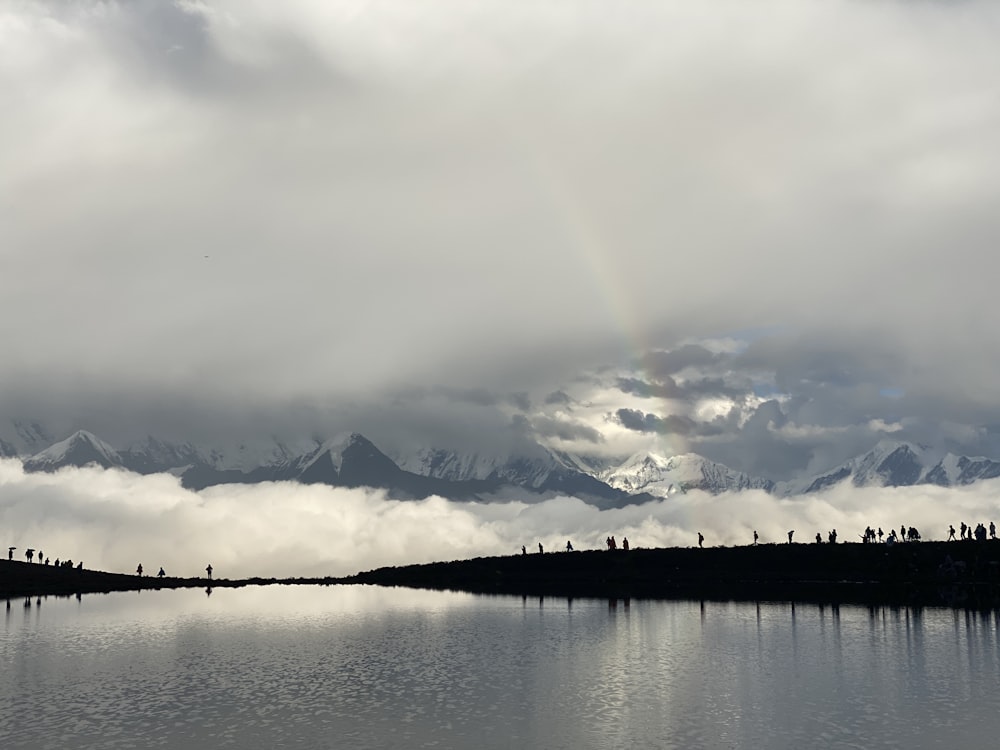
[3,587,999,749]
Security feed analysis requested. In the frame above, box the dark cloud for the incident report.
[508,392,532,412]
[616,377,681,399]
[614,409,705,436]
[617,374,746,402]
[544,390,573,406]
[638,345,724,377]
[530,416,603,444]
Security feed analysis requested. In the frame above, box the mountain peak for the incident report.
[23,429,122,472]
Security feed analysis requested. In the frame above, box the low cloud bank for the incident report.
[2,460,999,579]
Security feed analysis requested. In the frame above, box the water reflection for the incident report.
[2,589,1000,749]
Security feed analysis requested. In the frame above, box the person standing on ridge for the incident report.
[753,530,759,546]
[697,532,704,548]
[206,564,213,579]
[136,563,143,577]
[787,530,794,544]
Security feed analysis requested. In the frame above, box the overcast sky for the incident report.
[3,1,1000,479]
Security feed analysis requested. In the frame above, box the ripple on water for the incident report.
[3,590,1000,749]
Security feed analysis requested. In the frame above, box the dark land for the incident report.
[4,541,1000,608]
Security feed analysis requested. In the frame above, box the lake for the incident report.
[3,586,998,749]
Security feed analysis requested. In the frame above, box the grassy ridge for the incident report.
[4,541,1000,608]
[343,541,1000,608]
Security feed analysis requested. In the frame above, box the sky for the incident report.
[3,2,1000,481]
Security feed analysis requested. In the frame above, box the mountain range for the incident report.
[5,421,1000,506]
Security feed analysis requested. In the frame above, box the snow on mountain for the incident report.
[0,419,54,456]
[600,451,774,497]
[22,430,123,472]
[120,436,208,474]
[392,445,512,483]
[389,441,625,494]
[922,452,1000,486]
[785,440,1000,494]
[16,426,1000,501]
[390,442,571,488]
[268,433,364,481]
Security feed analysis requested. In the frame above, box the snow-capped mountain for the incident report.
[22,430,123,472]
[785,440,1000,494]
[600,451,774,497]
[389,443,632,503]
[13,428,1000,504]
[0,419,55,457]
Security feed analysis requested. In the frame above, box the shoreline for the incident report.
[4,540,1000,608]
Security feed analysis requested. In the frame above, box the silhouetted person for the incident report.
[54,558,60,567]
[948,525,957,541]
[787,530,794,544]
[566,541,573,552]
[25,549,34,563]
[157,567,165,578]
[44,557,49,565]
[38,550,43,562]
[76,561,82,569]
[828,529,837,544]
[815,532,822,544]
[606,536,612,550]
[611,536,617,550]
[136,564,143,577]
[878,528,884,542]
[521,545,527,555]
[900,524,906,541]
[7,547,14,560]
[622,537,629,551]
[753,530,759,546]
[991,521,996,539]
[538,543,543,554]
[206,564,213,579]
[698,532,704,548]
[960,521,967,540]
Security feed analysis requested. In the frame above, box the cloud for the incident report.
[529,415,603,444]
[3,1,1000,480]
[4,459,1000,579]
